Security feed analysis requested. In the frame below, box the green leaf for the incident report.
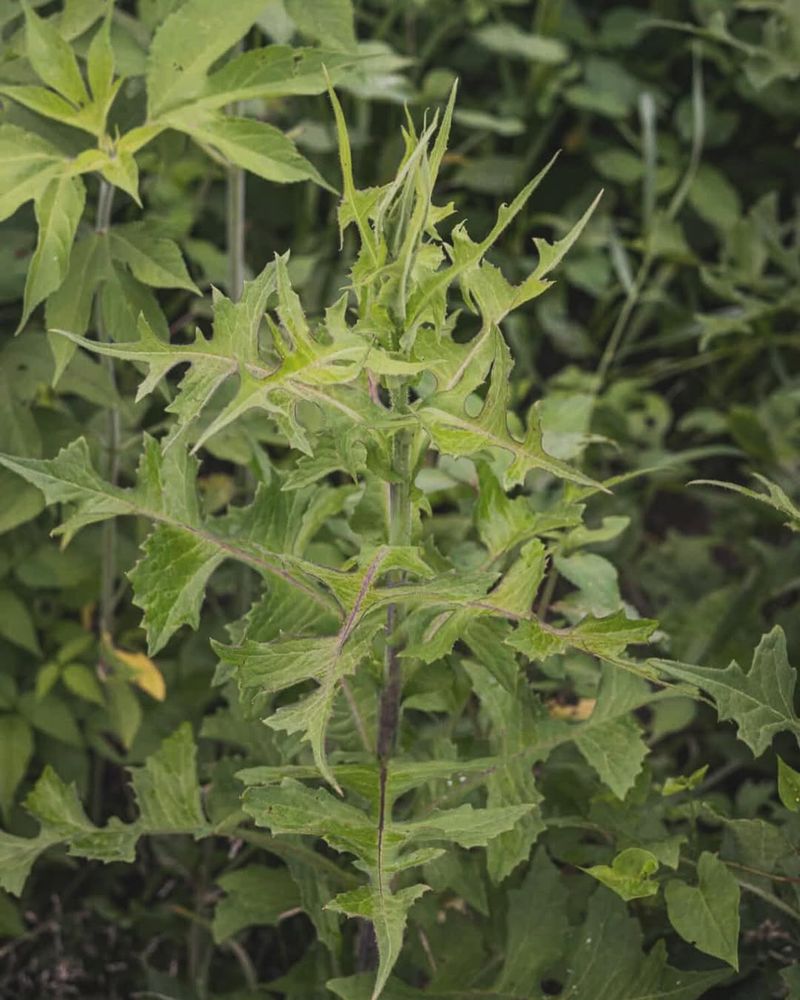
[328,885,428,1000]
[655,626,800,756]
[0,124,68,223]
[462,661,545,882]
[146,0,277,116]
[19,175,85,332]
[54,256,381,453]
[688,164,741,231]
[0,469,45,534]
[24,765,138,862]
[61,663,105,706]
[474,461,538,558]
[212,863,300,943]
[582,847,660,901]
[200,45,358,109]
[0,830,58,896]
[17,692,82,747]
[87,11,115,105]
[0,436,335,653]
[474,22,569,64]
[532,191,604,280]
[0,716,34,821]
[690,474,800,531]
[497,848,567,992]
[665,853,740,970]
[0,589,41,654]
[167,108,331,189]
[130,525,227,654]
[109,222,199,292]
[285,0,356,51]
[553,552,621,616]
[563,890,730,999]
[129,723,207,832]
[46,232,112,381]
[777,757,800,812]
[217,546,407,790]
[572,667,649,799]
[419,331,601,491]
[508,610,657,664]
[23,1,89,106]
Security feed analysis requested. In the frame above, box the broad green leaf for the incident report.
[778,757,800,812]
[212,864,300,942]
[23,1,88,106]
[462,661,545,882]
[129,723,207,832]
[0,470,45,533]
[407,803,535,849]
[0,124,68,223]
[553,551,621,616]
[109,222,198,292]
[62,662,105,705]
[563,890,730,999]
[655,626,800,756]
[87,11,115,105]
[19,175,85,331]
[46,231,112,382]
[508,610,657,664]
[474,22,569,64]
[582,847,660,901]
[0,716,33,821]
[0,589,40,654]
[0,436,336,653]
[474,461,538,558]
[24,766,138,862]
[286,0,356,51]
[0,830,58,896]
[130,525,227,654]
[497,849,567,992]
[688,164,741,231]
[665,853,740,970]
[146,0,276,116]
[0,85,102,135]
[200,45,358,109]
[328,885,429,1000]
[573,667,650,799]
[166,108,331,189]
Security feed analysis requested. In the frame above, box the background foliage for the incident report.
[0,1,799,998]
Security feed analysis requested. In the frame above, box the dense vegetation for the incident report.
[0,2,799,998]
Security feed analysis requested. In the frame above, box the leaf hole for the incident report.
[540,979,563,995]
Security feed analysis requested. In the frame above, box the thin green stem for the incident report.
[226,160,246,301]
[225,72,254,619]
[96,178,118,637]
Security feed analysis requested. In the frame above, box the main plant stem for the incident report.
[96,179,118,637]
[226,98,254,617]
[357,390,412,974]
[378,390,412,763]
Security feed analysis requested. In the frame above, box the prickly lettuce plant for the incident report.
[0,0,365,825]
[2,87,800,999]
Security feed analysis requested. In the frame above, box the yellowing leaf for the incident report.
[102,632,166,701]
[547,697,597,721]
